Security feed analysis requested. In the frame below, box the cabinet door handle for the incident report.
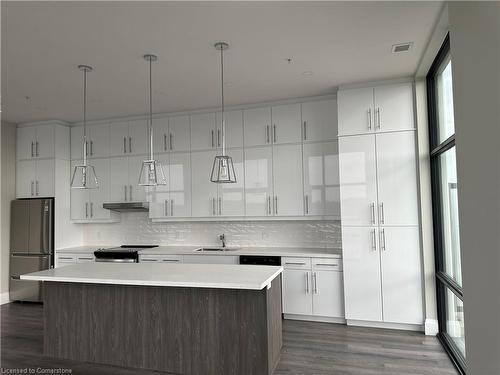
[129,185,132,201]
[305,195,309,215]
[211,130,214,148]
[58,257,73,260]
[370,202,376,224]
[31,181,34,196]
[31,142,34,157]
[266,125,270,144]
[164,200,169,216]
[379,202,385,224]
[212,197,216,216]
[313,272,318,294]
[267,196,271,215]
[35,181,39,196]
[285,262,306,266]
[170,199,174,216]
[169,133,173,151]
[124,185,127,201]
[218,197,222,215]
[371,229,377,251]
[129,137,132,153]
[380,229,386,251]
[90,202,93,218]
[36,141,39,157]
[90,140,94,156]
[164,134,167,151]
[273,124,277,143]
[305,272,309,294]
[123,137,127,153]
[368,108,372,130]
[85,202,88,218]
[303,121,307,140]
[376,107,381,129]
[217,129,221,147]
[274,196,278,215]
[315,263,338,267]
[163,259,180,262]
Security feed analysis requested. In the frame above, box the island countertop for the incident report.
[20,262,283,290]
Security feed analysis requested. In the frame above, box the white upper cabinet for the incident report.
[147,154,170,218]
[35,159,55,197]
[128,155,147,202]
[109,120,147,156]
[339,135,378,225]
[17,127,37,160]
[191,150,218,217]
[128,120,148,155]
[271,103,302,144]
[16,159,55,199]
[338,87,375,136]
[375,131,419,226]
[191,113,217,151]
[16,160,36,198]
[338,82,414,136]
[71,124,109,159]
[109,157,130,203]
[17,124,68,160]
[168,115,191,152]
[34,125,55,159]
[216,110,243,149]
[218,148,244,216]
[109,121,130,156]
[302,99,338,142]
[153,117,170,153]
[373,83,414,133]
[273,144,303,216]
[303,141,340,217]
[244,146,273,217]
[243,107,272,147]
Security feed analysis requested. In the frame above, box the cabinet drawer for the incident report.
[282,257,311,270]
[57,254,77,262]
[161,255,183,263]
[139,255,162,262]
[313,258,343,271]
[76,255,95,263]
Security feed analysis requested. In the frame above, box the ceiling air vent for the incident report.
[392,42,413,53]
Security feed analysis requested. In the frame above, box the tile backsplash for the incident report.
[83,213,342,248]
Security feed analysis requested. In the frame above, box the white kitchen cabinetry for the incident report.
[243,107,272,147]
[109,156,147,203]
[139,254,182,263]
[303,141,340,217]
[271,103,302,144]
[190,113,217,151]
[337,82,414,136]
[71,124,110,159]
[216,110,243,149]
[56,253,95,268]
[301,99,338,142]
[182,255,239,264]
[191,150,218,217]
[273,144,303,216]
[244,146,274,217]
[17,123,69,160]
[16,159,55,198]
[153,116,190,153]
[282,257,344,319]
[109,120,148,156]
[218,148,245,216]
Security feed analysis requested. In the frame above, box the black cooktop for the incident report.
[96,245,159,253]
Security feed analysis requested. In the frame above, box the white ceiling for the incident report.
[1,1,442,124]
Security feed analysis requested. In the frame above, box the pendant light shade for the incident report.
[211,42,236,184]
[138,54,167,186]
[71,65,99,189]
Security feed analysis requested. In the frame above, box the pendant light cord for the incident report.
[220,46,225,156]
[148,57,154,161]
[83,67,87,166]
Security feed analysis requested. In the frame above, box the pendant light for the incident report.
[210,42,237,184]
[138,54,167,186]
[71,65,99,189]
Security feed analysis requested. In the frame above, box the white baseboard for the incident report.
[347,319,424,332]
[0,292,10,305]
[283,314,346,324]
[425,319,439,336]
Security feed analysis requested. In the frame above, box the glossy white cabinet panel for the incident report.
[182,255,239,264]
[153,117,170,153]
[35,125,55,159]
[169,152,191,217]
[168,115,191,152]
[282,269,313,315]
[373,83,414,132]
[16,160,36,198]
[70,127,84,160]
[216,110,243,149]
[88,158,110,219]
[109,121,129,156]
[244,146,273,217]
[147,154,170,219]
[128,155,147,202]
[342,226,383,322]
[376,131,419,226]
[219,148,244,216]
[88,124,110,159]
[128,120,148,155]
[17,125,55,160]
[191,113,216,151]
[243,107,272,147]
[70,160,89,220]
[339,135,378,225]
[380,226,423,324]
[191,150,218,217]
[337,87,374,136]
[35,159,55,197]
[16,127,37,160]
[15,158,54,198]
[109,157,129,202]
[271,103,302,144]
[303,141,340,216]
[312,270,344,318]
[273,144,303,216]
[302,99,338,141]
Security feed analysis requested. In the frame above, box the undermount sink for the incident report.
[195,247,237,252]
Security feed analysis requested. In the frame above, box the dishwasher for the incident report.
[239,255,281,266]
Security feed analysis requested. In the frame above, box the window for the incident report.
[427,34,466,374]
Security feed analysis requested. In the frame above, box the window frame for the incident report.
[427,33,466,375]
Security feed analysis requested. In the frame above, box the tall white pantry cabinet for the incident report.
[337,81,423,329]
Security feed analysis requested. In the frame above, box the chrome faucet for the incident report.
[219,234,226,248]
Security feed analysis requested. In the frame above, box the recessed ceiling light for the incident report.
[302,71,313,76]
[392,42,413,53]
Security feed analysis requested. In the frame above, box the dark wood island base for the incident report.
[43,277,282,375]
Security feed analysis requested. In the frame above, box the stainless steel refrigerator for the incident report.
[10,198,54,302]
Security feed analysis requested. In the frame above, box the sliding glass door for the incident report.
[427,34,466,374]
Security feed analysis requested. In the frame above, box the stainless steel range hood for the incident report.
[102,202,149,212]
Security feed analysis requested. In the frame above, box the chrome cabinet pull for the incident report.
[170,199,174,216]
[211,198,215,216]
[129,185,132,201]
[164,134,167,151]
[85,202,88,218]
[273,124,277,143]
[368,108,372,130]
[303,121,307,140]
[285,262,306,266]
[316,263,338,267]
[31,181,34,196]
[379,202,385,224]
[218,197,222,215]
[370,202,376,224]
[380,229,386,251]
[305,272,309,294]
[305,195,309,215]
[124,185,127,201]
[90,202,93,218]
[35,181,39,196]
[91,140,94,156]
[217,129,221,147]
[313,272,318,294]
[267,196,271,215]
[266,125,270,144]
[31,142,34,157]
[376,107,381,129]
[164,200,169,216]
[371,229,377,251]
[36,141,39,157]
[274,196,278,215]
[211,130,214,148]
[123,137,127,153]
[85,141,89,156]
[169,133,173,150]
[129,137,132,153]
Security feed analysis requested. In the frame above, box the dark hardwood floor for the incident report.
[1,302,457,375]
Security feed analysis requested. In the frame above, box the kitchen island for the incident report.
[21,263,283,375]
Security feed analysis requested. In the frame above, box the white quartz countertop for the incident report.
[56,245,342,258]
[20,263,283,290]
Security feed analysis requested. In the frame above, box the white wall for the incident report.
[83,214,341,249]
[448,2,500,374]
[1,122,16,302]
